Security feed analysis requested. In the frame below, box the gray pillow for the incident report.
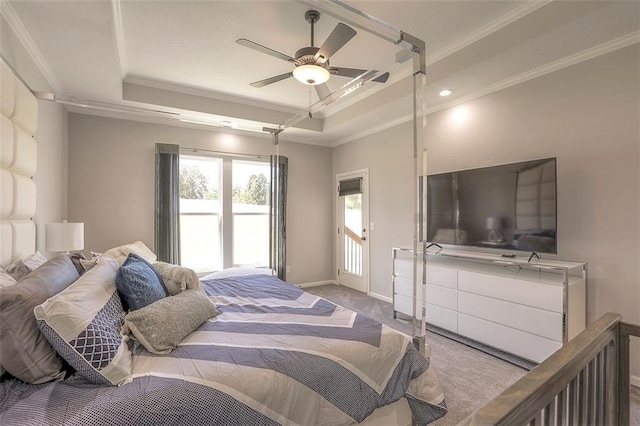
[152,262,203,295]
[0,255,80,383]
[122,290,219,354]
[5,259,30,281]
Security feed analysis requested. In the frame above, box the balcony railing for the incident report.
[344,226,363,276]
[460,312,639,425]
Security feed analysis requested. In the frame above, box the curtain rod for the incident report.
[179,146,271,160]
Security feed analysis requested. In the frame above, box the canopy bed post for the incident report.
[278,1,429,352]
[406,32,428,353]
[268,129,288,280]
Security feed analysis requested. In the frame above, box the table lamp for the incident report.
[45,221,84,253]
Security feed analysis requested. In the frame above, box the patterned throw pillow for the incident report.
[123,290,219,354]
[34,256,132,386]
[115,253,168,311]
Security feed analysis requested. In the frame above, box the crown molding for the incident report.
[124,75,307,117]
[321,1,552,120]
[331,31,640,147]
[0,0,65,95]
[427,0,553,66]
[109,0,127,79]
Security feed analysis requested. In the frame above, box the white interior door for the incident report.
[336,170,369,293]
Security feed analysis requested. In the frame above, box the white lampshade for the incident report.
[486,217,500,230]
[292,64,330,85]
[45,221,84,252]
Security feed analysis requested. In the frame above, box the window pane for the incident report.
[232,160,270,266]
[180,214,222,272]
[179,156,222,272]
[233,214,269,266]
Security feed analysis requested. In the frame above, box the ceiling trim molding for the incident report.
[109,0,128,78]
[322,1,553,120]
[331,31,640,147]
[426,0,553,65]
[0,0,65,94]
[124,75,306,116]
[65,106,328,147]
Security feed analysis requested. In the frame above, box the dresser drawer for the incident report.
[395,260,457,289]
[426,284,457,311]
[426,265,457,289]
[394,294,423,319]
[458,291,562,341]
[394,276,423,299]
[394,259,418,280]
[458,314,562,363]
[427,304,457,333]
[458,270,562,313]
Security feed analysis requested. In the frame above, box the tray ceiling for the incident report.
[2,0,638,146]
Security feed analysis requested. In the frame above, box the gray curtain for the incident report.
[154,143,180,264]
[270,155,288,280]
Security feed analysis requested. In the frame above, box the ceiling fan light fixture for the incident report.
[293,64,330,85]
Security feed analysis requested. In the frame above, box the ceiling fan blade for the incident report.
[249,72,293,88]
[330,67,390,83]
[373,72,390,83]
[314,23,356,63]
[315,83,331,100]
[236,38,294,62]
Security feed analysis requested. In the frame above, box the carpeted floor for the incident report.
[305,284,640,425]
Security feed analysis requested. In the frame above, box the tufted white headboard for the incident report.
[0,59,38,267]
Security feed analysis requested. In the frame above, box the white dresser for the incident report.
[392,248,587,363]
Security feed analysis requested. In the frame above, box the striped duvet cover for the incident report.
[0,275,447,425]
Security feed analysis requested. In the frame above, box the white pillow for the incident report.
[104,241,157,265]
[201,267,274,280]
[23,251,47,270]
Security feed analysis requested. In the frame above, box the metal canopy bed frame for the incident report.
[269,0,429,354]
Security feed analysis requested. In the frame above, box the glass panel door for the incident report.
[343,193,363,276]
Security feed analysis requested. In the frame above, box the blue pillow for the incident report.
[115,253,168,311]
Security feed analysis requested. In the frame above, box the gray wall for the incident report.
[334,44,640,375]
[67,115,333,285]
[332,123,415,299]
[1,16,69,258]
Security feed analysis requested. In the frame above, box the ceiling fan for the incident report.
[236,9,389,100]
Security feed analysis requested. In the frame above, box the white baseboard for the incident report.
[368,292,392,303]
[631,374,640,388]
[297,280,337,289]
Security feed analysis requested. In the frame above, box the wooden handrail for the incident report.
[344,226,362,245]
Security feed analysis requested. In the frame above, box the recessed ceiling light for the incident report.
[439,89,454,97]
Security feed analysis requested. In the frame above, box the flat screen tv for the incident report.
[427,157,557,254]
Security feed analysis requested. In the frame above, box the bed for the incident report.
[0,265,447,425]
[1,53,447,426]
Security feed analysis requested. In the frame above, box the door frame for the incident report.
[335,168,370,294]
